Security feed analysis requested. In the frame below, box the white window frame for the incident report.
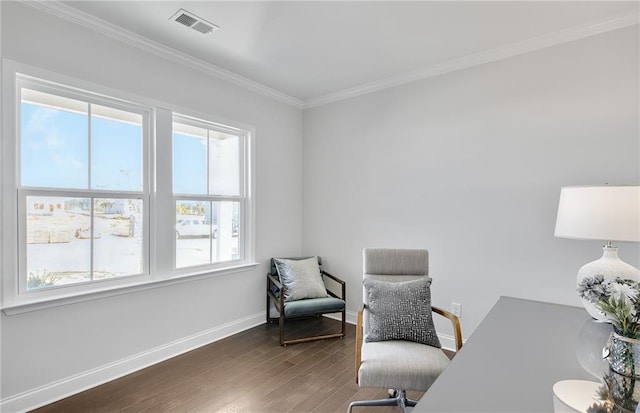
[1,60,257,314]
[9,72,152,304]
[172,114,250,272]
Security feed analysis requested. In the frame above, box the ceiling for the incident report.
[58,1,639,105]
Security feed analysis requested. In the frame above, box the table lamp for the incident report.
[554,185,640,320]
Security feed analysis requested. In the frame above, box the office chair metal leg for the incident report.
[348,389,417,413]
[348,397,397,412]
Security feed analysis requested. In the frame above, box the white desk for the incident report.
[415,296,618,412]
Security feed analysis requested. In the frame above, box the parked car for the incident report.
[176,219,217,239]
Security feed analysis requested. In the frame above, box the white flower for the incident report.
[608,281,639,308]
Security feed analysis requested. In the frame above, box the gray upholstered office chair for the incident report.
[348,248,462,412]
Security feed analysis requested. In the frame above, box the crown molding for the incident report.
[18,1,638,110]
[22,0,304,109]
[304,11,639,109]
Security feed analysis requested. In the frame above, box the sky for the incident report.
[21,102,143,191]
[21,101,239,196]
[173,132,207,194]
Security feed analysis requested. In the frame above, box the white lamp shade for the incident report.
[554,185,640,242]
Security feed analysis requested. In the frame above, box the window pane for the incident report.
[26,196,91,290]
[91,105,143,191]
[15,79,154,300]
[93,198,143,278]
[211,201,240,262]
[176,200,212,268]
[173,127,207,194]
[21,92,89,189]
[208,132,240,196]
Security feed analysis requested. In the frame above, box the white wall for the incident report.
[302,27,640,342]
[1,2,302,409]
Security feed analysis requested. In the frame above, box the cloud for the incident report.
[23,105,87,171]
[25,107,63,150]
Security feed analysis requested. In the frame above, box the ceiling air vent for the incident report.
[170,9,219,35]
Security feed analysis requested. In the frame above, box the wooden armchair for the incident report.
[266,256,346,346]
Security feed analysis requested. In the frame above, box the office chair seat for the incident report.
[359,339,450,391]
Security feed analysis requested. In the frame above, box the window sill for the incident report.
[2,262,259,315]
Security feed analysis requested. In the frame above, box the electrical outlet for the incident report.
[451,302,462,318]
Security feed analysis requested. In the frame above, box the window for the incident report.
[173,116,246,269]
[17,79,149,292]
[2,64,255,311]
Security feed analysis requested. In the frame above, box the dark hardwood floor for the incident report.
[33,317,449,413]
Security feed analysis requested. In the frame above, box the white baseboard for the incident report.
[0,312,265,413]
[437,333,464,352]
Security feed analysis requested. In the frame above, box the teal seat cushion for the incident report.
[284,297,345,317]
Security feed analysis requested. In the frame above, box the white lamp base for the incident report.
[578,245,640,321]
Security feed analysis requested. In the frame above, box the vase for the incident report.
[577,245,640,321]
[602,369,640,413]
[576,319,611,379]
[605,331,640,378]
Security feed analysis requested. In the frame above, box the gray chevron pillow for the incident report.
[364,277,441,348]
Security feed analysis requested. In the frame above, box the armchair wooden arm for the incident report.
[321,270,346,300]
[267,272,282,290]
[432,306,463,351]
[266,272,284,325]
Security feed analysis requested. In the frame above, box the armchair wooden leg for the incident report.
[279,314,285,346]
[278,313,346,346]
